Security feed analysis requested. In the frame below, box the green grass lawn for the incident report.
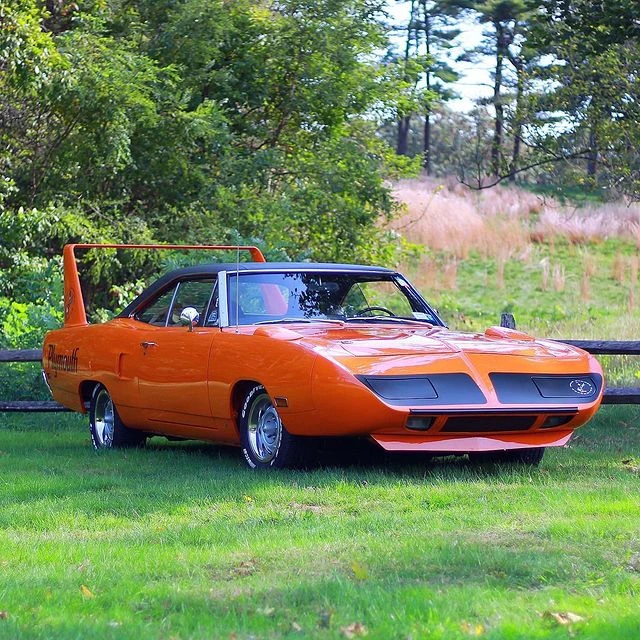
[1,408,639,639]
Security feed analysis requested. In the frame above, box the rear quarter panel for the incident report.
[43,321,145,414]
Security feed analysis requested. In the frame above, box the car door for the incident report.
[132,278,218,432]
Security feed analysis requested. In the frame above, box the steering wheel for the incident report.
[355,306,396,317]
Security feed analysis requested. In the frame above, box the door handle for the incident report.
[140,341,157,349]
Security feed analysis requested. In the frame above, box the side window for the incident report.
[228,280,288,324]
[238,282,268,314]
[167,279,216,326]
[238,283,288,314]
[135,279,216,327]
[204,282,219,326]
[136,286,178,326]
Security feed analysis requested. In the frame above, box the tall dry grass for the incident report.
[613,253,627,283]
[553,263,566,292]
[391,176,533,260]
[631,255,639,285]
[391,176,640,257]
[540,257,550,291]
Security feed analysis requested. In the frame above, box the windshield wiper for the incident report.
[345,316,433,325]
[254,317,345,325]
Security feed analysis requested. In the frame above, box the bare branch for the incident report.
[460,148,593,190]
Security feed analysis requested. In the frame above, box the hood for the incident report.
[257,323,580,359]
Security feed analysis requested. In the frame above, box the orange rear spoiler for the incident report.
[62,243,266,327]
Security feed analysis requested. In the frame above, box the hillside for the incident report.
[390,177,640,384]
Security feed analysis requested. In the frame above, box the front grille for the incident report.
[440,415,537,433]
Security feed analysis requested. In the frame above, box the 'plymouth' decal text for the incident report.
[47,345,79,373]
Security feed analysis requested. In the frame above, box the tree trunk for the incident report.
[491,23,507,178]
[510,57,524,183]
[397,117,411,156]
[421,1,432,174]
[397,0,417,157]
[587,126,598,180]
[423,114,432,174]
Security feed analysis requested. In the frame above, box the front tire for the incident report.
[468,447,545,466]
[89,384,146,449]
[239,384,297,469]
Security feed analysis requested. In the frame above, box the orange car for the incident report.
[42,244,604,468]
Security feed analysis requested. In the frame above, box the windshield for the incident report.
[226,271,441,326]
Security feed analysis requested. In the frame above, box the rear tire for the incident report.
[89,384,146,449]
[468,447,545,466]
[239,384,299,469]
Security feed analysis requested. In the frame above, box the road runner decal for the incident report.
[64,288,75,320]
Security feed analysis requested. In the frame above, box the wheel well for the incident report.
[79,380,100,412]
[231,380,262,429]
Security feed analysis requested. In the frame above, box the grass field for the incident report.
[392,177,640,387]
[1,407,639,640]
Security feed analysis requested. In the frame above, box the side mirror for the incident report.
[500,313,516,329]
[179,307,200,331]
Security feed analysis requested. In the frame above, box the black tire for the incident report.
[468,447,545,466]
[239,384,298,469]
[89,384,146,449]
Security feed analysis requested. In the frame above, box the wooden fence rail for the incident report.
[0,348,69,411]
[1,343,639,411]
[0,349,43,363]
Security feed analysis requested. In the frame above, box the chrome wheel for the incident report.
[246,392,282,463]
[240,384,299,469]
[89,383,145,450]
[93,387,115,448]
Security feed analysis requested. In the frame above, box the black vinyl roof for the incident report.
[168,261,392,275]
[118,262,396,318]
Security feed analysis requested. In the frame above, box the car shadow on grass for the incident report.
[142,434,541,484]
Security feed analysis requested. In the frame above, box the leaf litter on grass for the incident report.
[341,622,367,638]
[543,611,586,626]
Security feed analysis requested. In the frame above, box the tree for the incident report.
[390,0,469,172]
[472,0,530,177]
[528,0,640,197]
[431,106,494,180]
[1,0,416,317]
[416,0,470,174]
[391,0,428,156]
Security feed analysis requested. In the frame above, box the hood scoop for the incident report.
[339,332,457,357]
[484,326,534,341]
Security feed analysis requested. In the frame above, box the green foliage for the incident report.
[1,0,412,321]
[522,181,608,206]
[451,0,640,195]
[0,0,65,86]
[521,1,640,196]
[0,294,63,401]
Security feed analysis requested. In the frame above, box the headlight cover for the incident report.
[490,373,603,404]
[356,373,487,406]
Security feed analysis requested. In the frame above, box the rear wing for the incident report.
[62,243,266,327]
